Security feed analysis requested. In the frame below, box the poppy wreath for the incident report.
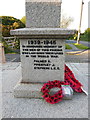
[41,80,69,104]
[41,65,83,104]
[64,65,83,93]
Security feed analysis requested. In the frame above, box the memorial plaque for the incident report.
[21,39,65,82]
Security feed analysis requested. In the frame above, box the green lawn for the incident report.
[65,44,72,49]
[72,43,90,49]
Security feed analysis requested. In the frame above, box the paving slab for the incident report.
[2,92,88,118]
[1,62,88,118]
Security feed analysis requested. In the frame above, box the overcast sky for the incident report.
[0,0,89,32]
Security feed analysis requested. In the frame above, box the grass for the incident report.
[5,51,18,54]
[72,43,90,49]
[4,47,19,54]
[65,44,72,49]
[5,49,17,54]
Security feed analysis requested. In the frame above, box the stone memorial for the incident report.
[10,0,75,98]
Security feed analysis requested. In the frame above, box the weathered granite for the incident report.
[10,0,76,98]
[10,28,75,36]
[26,0,62,28]
[21,38,65,82]
[14,82,43,98]
[11,28,75,83]
[10,28,75,98]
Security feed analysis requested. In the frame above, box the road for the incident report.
[66,40,90,47]
[65,50,89,63]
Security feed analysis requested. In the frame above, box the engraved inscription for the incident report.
[22,40,64,71]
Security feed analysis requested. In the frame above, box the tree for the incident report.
[21,16,26,25]
[1,16,25,37]
[13,22,20,29]
[0,16,25,52]
[80,28,90,42]
[61,14,74,28]
[84,28,90,37]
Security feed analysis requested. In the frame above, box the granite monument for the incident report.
[11,0,75,98]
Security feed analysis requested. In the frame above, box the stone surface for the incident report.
[49,87,61,95]
[10,28,75,83]
[20,38,65,82]
[10,28,75,36]
[2,62,88,118]
[13,83,73,99]
[10,28,75,98]
[26,0,62,28]
[10,0,75,99]
[14,82,43,98]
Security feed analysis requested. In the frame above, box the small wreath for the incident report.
[41,80,68,104]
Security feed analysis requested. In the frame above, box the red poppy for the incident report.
[41,65,83,104]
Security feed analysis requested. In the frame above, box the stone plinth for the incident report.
[26,0,62,28]
[11,28,75,98]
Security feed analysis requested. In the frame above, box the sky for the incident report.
[89,1,90,28]
[0,0,90,32]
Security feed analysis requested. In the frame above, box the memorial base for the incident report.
[14,81,43,98]
[11,28,75,99]
[14,81,73,100]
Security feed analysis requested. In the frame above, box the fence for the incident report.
[3,37,17,49]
